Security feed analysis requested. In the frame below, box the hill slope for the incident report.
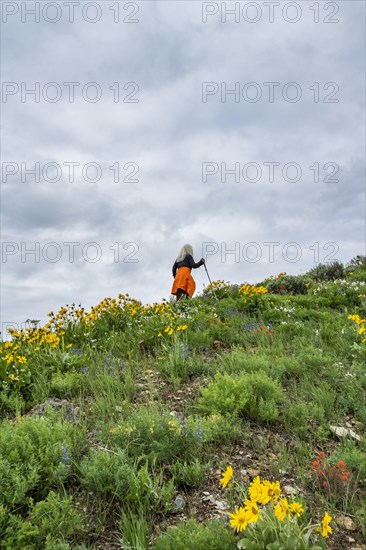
[1,259,366,549]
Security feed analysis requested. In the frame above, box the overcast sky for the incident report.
[1,0,365,333]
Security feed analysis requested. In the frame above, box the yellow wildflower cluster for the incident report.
[157,324,188,337]
[220,468,332,539]
[319,511,333,538]
[239,284,268,297]
[348,313,366,343]
[205,280,232,293]
[150,302,171,317]
[2,294,189,382]
[0,338,29,384]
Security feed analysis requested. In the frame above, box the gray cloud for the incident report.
[1,0,365,331]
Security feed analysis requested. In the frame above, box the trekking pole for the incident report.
[204,263,213,286]
[204,263,218,301]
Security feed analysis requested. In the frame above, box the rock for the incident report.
[139,340,148,353]
[247,468,260,477]
[173,495,185,512]
[330,425,361,442]
[213,340,225,348]
[283,485,297,495]
[336,515,357,531]
[26,399,77,423]
[214,500,227,511]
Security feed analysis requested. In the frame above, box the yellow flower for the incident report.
[260,480,281,504]
[248,476,263,503]
[4,342,13,349]
[229,507,248,532]
[320,512,332,538]
[289,502,304,517]
[66,343,72,349]
[16,356,27,364]
[176,325,188,331]
[243,499,260,524]
[274,498,289,521]
[220,465,233,489]
[9,374,19,381]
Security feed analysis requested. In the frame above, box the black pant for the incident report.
[176,288,189,301]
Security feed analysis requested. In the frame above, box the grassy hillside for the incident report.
[1,258,366,550]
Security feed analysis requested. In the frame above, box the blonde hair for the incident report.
[176,243,193,262]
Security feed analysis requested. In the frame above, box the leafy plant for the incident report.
[307,261,346,282]
[199,371,283,423]
[152,519,237,550]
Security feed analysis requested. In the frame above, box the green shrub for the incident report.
[50,371,85,398]
[266,275,308,295]
[201,413,246,446]
[309,280,365,309]
[0,416,87,507]
[307,261,345,282]
[107,407,205,464]
[2,491,84,550]
[152,519,236,550]
[79,448,137,500]
[199,371,283,423]
[171,459,206,489]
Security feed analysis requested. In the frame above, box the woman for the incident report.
[171,244,205,301]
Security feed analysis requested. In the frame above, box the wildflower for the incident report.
[289,502,304,517]
[229,507,248,532]
[261,480,281,504]
[320,512,332,538]
[16,355,27,364]
[274,498,289,521]
[220,465,233,489]
[61,446,71,464]
[66,343,72,349]
[243,499,260,524]
[248,476,263,502]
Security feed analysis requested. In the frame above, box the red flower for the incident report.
[318,451,325,460]
[337,460,346,469]
[312,460,320,468]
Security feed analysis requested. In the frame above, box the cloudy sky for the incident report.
[1,0,365,333]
